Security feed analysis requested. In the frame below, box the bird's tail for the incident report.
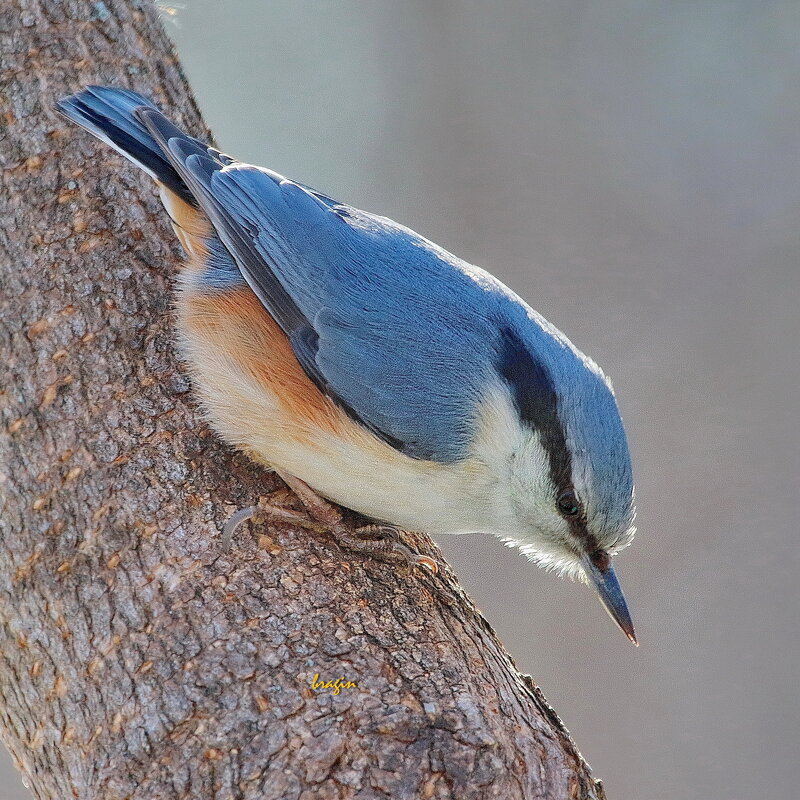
[56,86,196,206]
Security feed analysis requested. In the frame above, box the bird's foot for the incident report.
[222,472,438,573]
[276,471,438,573]
[330,522,439,574]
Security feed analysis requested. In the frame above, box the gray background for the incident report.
[4,2,798,798]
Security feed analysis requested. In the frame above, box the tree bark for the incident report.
[0,2,607,798]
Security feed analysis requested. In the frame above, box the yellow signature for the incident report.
[311,673,358,695]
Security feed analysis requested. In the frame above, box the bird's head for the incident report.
[484,317,637,643]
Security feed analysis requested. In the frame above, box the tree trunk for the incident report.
[0,2,607,798]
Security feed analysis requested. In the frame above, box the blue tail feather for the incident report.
[56,86,196,205]
[59,86,246,290]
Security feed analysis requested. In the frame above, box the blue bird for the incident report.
[57,86,637,643]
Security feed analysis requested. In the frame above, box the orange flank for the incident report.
[156,179,347,439]
[160,180,387,475]
[179,287,346,438]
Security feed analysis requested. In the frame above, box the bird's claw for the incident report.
[354,524,439,573]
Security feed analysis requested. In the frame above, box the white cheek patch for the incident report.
[469,382,523,465]
[470,382,575,548]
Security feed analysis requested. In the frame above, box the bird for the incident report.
[57,86,638,644]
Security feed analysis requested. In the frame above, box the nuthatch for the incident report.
[58,86,637,643]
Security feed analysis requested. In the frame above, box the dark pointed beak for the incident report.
[582,555,638,645]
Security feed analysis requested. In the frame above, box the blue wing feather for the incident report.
[205,168,517,460]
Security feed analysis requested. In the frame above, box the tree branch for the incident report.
[0,2,606,797]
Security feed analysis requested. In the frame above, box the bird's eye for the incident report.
[557,491,581,517]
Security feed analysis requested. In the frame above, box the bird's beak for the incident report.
[582,555,638,645]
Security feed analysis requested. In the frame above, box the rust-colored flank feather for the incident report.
[156,182,349,447]
[181,287,345,437]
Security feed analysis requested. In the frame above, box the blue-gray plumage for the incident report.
[58,86,638,643]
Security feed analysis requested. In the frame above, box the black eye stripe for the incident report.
[497,326,597,549]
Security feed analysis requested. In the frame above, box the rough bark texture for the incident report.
[0,2,607,798]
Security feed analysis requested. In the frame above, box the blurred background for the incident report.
[6,2,798,798]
